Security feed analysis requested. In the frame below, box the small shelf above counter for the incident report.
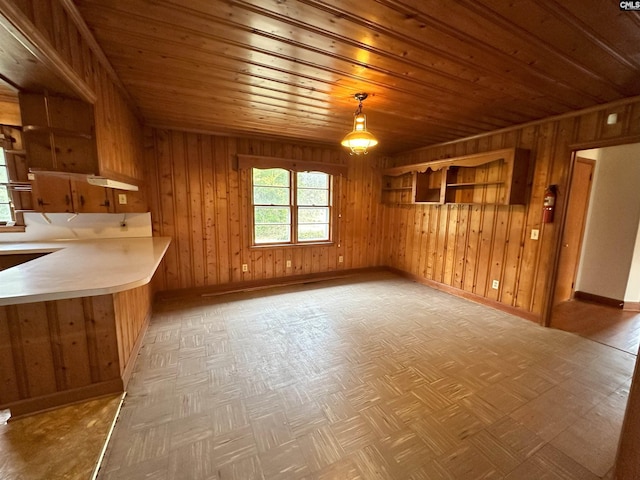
[381,147,530,206]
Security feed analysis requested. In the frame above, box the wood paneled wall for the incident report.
[383,98,640,320]
[146,129,384,292]
[0,295,122,416]
[113,284,151,383]
[10,0,144,182]
[0,287,152,416]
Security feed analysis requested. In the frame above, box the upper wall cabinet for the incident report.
[19,92,98,174]
[382,148,530,206]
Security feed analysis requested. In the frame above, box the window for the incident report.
[252,168,332,245]
[0,147,14,225]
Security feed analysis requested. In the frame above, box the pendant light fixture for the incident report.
[341,93,378,155]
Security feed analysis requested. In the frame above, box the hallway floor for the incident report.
[96,273,635,479]
[551,299,640,356]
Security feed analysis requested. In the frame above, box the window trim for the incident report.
[0,146,14,225]
[250,167,334,247]
[238,154,348,177]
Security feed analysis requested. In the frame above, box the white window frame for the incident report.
[0,147,16,226]
[251,167,333,246]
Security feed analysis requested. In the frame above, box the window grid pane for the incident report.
[253,185,290,205]
[252,168,292,244]
[296,172,330,242]
[253,168,289,187]
[251,168,332,245]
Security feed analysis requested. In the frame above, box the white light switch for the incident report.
[118,193,127,205]
[531,229,539,240]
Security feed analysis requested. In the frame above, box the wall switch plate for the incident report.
[492,279,499,289]
[286,260,291,268]
[338,255,344,263]
[242,264,248,272]
[531,228,539,240]
[118,193,127,205]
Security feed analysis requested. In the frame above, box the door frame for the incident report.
[551,156,595,306]
[541,135,640,328]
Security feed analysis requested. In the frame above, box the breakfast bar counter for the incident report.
[0,237,171,417]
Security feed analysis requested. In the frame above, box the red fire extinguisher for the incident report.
[543,185,557,223]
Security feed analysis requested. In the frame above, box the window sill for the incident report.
[250,241,335,249]
[0,225,26,233]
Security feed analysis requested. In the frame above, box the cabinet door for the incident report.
[19,93,99,174]
[32,175,73,212]
[72,181,113,213]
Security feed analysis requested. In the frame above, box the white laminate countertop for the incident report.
[0,237,171,306]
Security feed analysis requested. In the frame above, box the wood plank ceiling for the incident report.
[73,0,640,154]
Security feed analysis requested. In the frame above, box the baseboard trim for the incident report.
[155,267,389,301]
[388,267,541,323]
[3,379,124,419]
[155,266,541,323]
[623,301,640,312]
[574,291,623,308]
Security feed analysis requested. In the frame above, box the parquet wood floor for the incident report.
[0,394,122,479]
[96,272,636,479]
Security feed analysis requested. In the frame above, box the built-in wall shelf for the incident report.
[381,148,530,205]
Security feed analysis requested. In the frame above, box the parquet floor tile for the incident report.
[96,272,637,479]
[0,394,122,480]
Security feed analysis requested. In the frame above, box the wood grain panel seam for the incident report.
[45,301,66,392]
[5,305,29,400]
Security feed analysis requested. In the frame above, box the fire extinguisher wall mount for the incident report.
[543,185,557,223]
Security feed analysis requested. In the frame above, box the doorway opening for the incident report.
[550,142,640,355]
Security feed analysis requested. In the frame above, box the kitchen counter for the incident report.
[0,237,170,306]
[0,236,171,416]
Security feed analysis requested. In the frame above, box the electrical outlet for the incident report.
[286,260,291,268]
[492,279,499,290]
[118,193,128,205]
[338,255,344,263]
[530,229,539,240]
[242,264,248,272]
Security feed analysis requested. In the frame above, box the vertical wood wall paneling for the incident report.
[53,298,91,389]
[215,136,232,284]
[113,284,152,380]
[87,295,120,382]
[147,130,384,292]
[0,306,21,403]
[0,295,123,411]
[0,286,153,414]
[385,99,640,319]
[18,302,57,397]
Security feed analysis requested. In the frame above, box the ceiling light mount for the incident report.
[341,92,378,155]
[354,92,368,103]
